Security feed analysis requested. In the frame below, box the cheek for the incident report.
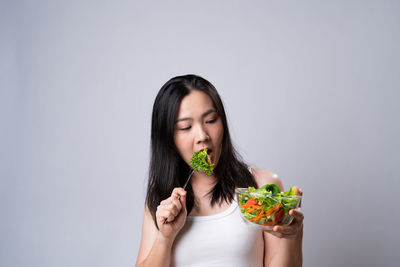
[214,122,224,142]
[210,122,224,148]
[174,133,192,161]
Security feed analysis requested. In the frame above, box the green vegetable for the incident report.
[238,184,300,226]
[261,184,281,195]
[189,149,215,175]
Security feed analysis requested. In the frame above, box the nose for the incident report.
[194,124,210,144]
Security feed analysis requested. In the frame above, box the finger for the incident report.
[266,231,283,238]
[273,225,288,234]
[166,203,179,219]
[265,225,297,238]
[157,207,177,223]
[170,197,183,212]
[156,209,168,225]
[293,186,302,196]
[160,195,179,207]
[171,187,187,199]
[272,225,298,237]
[166,212,176,222]
[266,228,285,238]
[157,215,166,226]
[156,205,167,219]
[179,190,187,211]
[292,186,303,207]
[160,199,169,205]
[289,208,304,221]
[161,197,185,221]
[157,202,177,218]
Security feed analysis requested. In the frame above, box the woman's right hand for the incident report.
[156,187,187,239]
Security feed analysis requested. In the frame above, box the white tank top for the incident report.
[171,200,264,267]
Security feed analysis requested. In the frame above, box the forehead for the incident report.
[177,90,215,118]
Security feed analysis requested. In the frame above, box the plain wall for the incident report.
[1,0,399,266]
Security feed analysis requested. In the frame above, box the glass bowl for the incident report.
[235,188,302,230]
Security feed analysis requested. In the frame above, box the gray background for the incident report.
[1,0,399,266]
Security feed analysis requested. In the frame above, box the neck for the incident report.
[190,172,217,200]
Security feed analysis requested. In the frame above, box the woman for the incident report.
[136,74,303,267]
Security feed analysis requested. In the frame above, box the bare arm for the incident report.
[251,168,304,267]
[263,222,303,267]
[135,188,187,267]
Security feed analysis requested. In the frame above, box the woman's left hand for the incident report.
[266,186,304,238]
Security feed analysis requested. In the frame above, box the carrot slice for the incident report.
[249,210,265,222]
[265,203,282,216]
[246,205,262,213]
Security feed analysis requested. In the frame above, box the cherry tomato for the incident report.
[245,198,258,206]
[274,209,284,223]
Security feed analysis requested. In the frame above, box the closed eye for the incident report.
[180,126,192,130]
[206,118,217,124]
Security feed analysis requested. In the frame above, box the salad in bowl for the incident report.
[235,184,302,230]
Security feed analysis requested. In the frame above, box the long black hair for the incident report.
[146,74,257,225]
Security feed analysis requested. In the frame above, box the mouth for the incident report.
[196,148,213,160]
[206,149,213,162]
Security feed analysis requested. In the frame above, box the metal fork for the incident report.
[182,169,194,190]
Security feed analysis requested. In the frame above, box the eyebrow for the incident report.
[175,108,218,123]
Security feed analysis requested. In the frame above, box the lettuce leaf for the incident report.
[189,149,215,175]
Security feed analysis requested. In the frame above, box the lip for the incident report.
[197,147,211,153]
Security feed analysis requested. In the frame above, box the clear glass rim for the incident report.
[235,188,302,199]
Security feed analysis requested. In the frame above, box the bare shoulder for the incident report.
[136,205,159,265]
[250,168,284,191]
